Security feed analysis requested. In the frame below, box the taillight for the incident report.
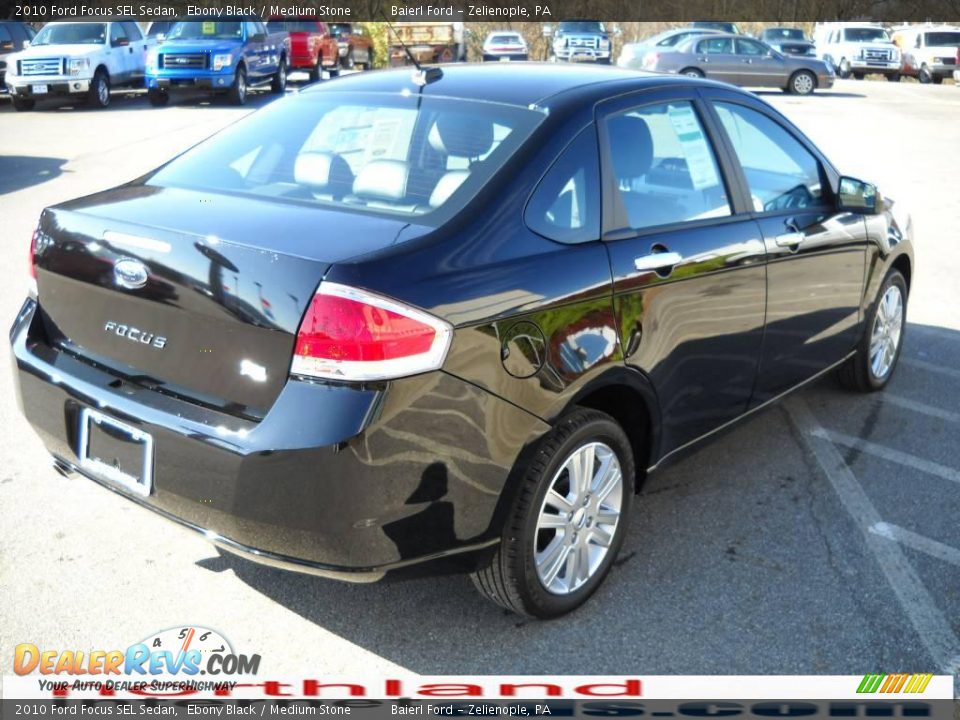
[29,228,39,280]
[643,52,660,69]
[290,283,453,382]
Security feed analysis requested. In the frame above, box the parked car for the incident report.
[144,21,176,41]
[814,22,901,80]
[690,21,741,35]
[648,34,834,95]
[12,65,912,618]
[616,27,722,69]
[4,20,148,111]
[482,31,528,61]
[892,24,960,84]
[329,22,373,69]
[758,27,816,56]
[0,21,36,94]
[552,20,612,63]
[267,18,341,81]
[145,20,288,106]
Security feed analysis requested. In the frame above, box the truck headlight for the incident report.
[145,52,158,71]
[68,58,89,76]
[213,54,233,72]
[600,38,611,49]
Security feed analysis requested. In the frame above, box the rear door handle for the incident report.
[634,251,683,273]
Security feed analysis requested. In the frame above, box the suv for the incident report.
[146,20,288,106]
[552,20,612,63]
[1,22,36,94]
[266,19,340,81]
[4,20,148,111]
[892,25,960,84]
[815,23,901,79]
[329,23,373,69]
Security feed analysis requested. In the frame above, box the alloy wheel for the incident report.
[97,77,109,106]
[869,285,904,380]
[793,72,814,95]
[534,441,623,595]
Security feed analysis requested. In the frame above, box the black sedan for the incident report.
[12,65,913,618]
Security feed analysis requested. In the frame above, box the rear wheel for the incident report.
[471,408,634,618]
[837,58,851,78]
[918,65,933,83]
[309,57,322,82]
[228,65,247,105]
[147,88,169,107]
[680,67,705,78]
[887,72,901,82]
[837,269,907,392]
[932,75,944,85]
[87,68,110,109]
[12,97,35,112]
[271,58,287,93]
[789,70,816,95]
[343,47,355,69]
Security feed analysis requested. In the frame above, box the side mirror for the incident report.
[156,33,166,41]
[1,41,13,51]
[113,37,130,47]
[838,176,880,214]
[22,40,31,48]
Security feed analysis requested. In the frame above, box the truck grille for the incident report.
[19,58,63,76]
[863,48,893,61]
[568,37,599,49]
[160,53,208,69]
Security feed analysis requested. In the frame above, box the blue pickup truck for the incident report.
[145,20,288,106]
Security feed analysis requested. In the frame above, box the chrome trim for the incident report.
[634,251,683,272]
[77,408,154,497]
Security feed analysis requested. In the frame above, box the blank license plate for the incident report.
[78,408,153,496]
[32,84,48,94]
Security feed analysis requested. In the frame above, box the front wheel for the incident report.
[788,70,817,95]
[918,65,933,83]
[680,67,705,78]
[147,88,169,107]
[887,72,901,82]
[838,58,851,78]
[271,59,287,94]
[228,66,247,105]
[837,269,907,392]
[87,68,110,109]
[471,408,634,618]
[852,71,865,80]
[12,96,35,112]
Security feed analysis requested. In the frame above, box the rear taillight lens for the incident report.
[291,283,453,382]
[28,227,40,295]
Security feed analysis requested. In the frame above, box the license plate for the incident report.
[78,408,154,496]
[32,84,48,94]
[499,56,511,62]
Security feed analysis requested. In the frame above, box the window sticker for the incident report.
[667,104,721,191]
[202,22,216,35]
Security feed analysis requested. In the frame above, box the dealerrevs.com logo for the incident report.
[14,626,261,691]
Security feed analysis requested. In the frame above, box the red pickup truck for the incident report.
[266,19,340,81]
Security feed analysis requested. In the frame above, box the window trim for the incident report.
[700,90,841,221]
[595,89,745,242]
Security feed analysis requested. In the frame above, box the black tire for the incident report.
[471,408,635,618]
[12,97,35,112]
[680,67,705,78]
[309,58,322,83]
[788,70,817,95]
[852,71,865,80]
[837,269,908,393]
[147,88,169,107]
[343,48,355,70]
[932,75,944,85]
[918,65,932,83]
[361,48,374,70]
[228,65,247,105]
[271,58,287,94]
[87,68,110,109]
[838,58,851,78]
[887,72,901,82]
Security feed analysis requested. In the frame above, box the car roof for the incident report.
[303,63,739,109]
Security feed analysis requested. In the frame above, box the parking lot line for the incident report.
[784,397,960,687]
[810,427,960,485]
[877,394,960,423]
[870,522,960,568]
[903,357,960,380]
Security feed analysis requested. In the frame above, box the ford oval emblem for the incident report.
[113,258,149,289]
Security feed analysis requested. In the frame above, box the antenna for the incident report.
[380,12,444,86]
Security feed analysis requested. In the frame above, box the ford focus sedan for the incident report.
[12,65,912,618]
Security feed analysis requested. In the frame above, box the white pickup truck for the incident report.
[814,23,902,80]
[4,20,148,111]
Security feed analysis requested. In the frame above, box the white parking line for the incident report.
[810,427,960,486]
[784,397,960,686]
[870,522,960,568]
[903,357,960,381]
[879,394,960,424]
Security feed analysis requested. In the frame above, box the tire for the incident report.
[788,70,817,95]
[680,67,705,78]
[837,269,907,392]
[309,57,321,83]
[12,97,35,111]
[87,68,110,109]
[147,88,169,107]
[838,58,851,79]
[271,58,286,94]
[918,65,932,83]
[361,48,373,70]
[852,71,865,80]
[471,408,635,618]
[887,72,901,82]
[932,75,943,85]
[343,48,355,70]
[228,65,247,105]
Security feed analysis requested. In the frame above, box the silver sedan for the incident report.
[648,34,835,95]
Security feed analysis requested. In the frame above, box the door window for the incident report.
[109,23,128,46]
[697,37,734,54]
[122,22,143,41]
[736,38,767,55]
[604,101,731,231]
[714,102,830,213]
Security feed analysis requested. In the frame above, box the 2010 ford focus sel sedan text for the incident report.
[12,65,913,618]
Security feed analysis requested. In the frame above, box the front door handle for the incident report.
[634,251,683,273]
[775,232,804,248]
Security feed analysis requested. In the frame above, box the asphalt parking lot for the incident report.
[0,76,958,685]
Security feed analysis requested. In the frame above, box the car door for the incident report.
[598,88,768,455]
[107,23,131,83]
[692,36,740,84]
[736,37,784,87]
[702,89,869,405]
[121,21,147,81]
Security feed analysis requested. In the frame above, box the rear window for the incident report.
[267,21,321,33]
[149,92,545,224]
[490,34,522,44]
[167,22,243,40]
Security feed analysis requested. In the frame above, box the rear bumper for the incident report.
[11,298,548,580]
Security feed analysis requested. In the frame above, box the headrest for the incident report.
[352,160,410,203]
[429,170,470,209]
[607,114,654,179]
[428,114,495,158]
[295,152,354,197]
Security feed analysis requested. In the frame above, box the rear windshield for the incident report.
[267,21,320,33]
[31,23,106,46]
[844,28,890,42]
[925,32,960,46]
[489,34,523,44]
[167,22,243,40]
[149,92,545,224]
[766,28,805,40]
